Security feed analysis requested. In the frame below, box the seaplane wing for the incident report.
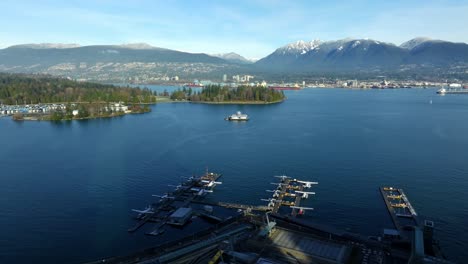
[274,175,290,179]
[168,184,183,190]
[152,194,175,199]
[290,206,314,210]
[261,198,280,202]
[295,191,316,195]
[296,180,318,188]
[270,182,288,186]
[131,207,153,214]
[190,188,213,193]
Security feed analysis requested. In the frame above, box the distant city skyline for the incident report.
[0,0,467,59]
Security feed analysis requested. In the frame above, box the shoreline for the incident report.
[190,99,284,105]
[12,109,151,122]
[161,97,285,105]
[4,97,285,122]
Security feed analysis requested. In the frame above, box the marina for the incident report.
[128,170,223,234]
[85,174,453,264]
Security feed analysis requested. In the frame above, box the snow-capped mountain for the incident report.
[255,38,468,72]
[275,40,322,55]
[400,37,432,50]
[9,43,81,49]
[118,43,159,50]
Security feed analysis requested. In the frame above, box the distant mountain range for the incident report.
[0,38,466,81]
[211,52,253,64]
[255,38,468,73]
[0,43,227,66]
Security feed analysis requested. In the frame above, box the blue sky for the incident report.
[0,0,467,58]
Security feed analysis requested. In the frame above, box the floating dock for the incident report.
[264,176,317,217]
[380,187,420,239]
[128,170,222,234]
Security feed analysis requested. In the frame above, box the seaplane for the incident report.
[190,187,214,196]
[152,194,175,201]
[261,198,279,208]
[168,184,184,190]
[274,175,290,182]
[201,180,222,188]
[295,191,315,199]
[290,206,314,215]
[131,205,154,214]
[271,183,289,191]
[266,189,281,198]
[296,180,318,188]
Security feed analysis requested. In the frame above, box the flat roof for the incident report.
[170,207,192,218]
[271,228,349,262]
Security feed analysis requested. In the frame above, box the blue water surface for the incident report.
[0,87,467,263]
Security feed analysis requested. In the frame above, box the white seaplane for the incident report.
[274,175,290,181]
[168,184,184,190]
[152,194,175,201]
[296,180,318,188]
[295,190,315,199]
[261,198,280,208]
[266,189,281,198]
[201,180,222,188]
[190,187,214,196]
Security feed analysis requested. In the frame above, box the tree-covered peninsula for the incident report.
[0,73,156,121]
[170,85,285,104]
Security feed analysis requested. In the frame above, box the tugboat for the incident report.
[225,111,249,121]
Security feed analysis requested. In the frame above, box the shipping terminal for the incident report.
[86,171,454,264]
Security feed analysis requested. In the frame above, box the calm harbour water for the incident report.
[1,87,467,263]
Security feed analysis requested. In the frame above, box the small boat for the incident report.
[225,111,249,121]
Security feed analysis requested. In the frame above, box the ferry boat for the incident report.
[436,87,468,94]
[437,84,468,94]
[225,111,249,121]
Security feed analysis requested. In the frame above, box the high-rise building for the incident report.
[222,74,227,82]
